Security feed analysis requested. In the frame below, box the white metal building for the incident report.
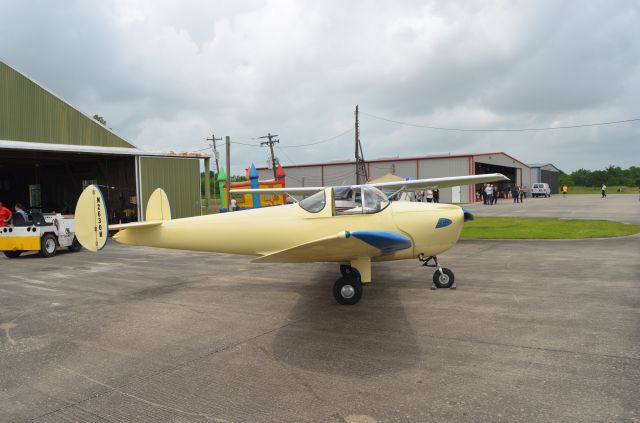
[257,152,532,203]
[528,163,562,194]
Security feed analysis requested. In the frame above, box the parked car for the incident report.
[531,183,551,197]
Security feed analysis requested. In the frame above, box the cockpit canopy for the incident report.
[299,186,390,215]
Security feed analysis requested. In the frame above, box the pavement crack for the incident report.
[419,332,640,362]
[49,366,230,422]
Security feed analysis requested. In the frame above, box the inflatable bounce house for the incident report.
[218,163,286,211]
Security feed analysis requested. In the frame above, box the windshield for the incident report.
[298,190,326,213]
[362,186,390,213]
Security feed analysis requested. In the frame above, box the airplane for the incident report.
[74,173,508,305]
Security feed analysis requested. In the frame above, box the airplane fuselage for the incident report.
[112,201,465,262]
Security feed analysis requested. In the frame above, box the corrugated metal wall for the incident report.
[323,164,357,186]
[475,153,531,188]
[419,157,470,202]
[0,60,134,148]
[368,160,416,180]
[139,157,201,219]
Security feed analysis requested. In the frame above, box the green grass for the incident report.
[566,186,637,194]
[461,217,640,239]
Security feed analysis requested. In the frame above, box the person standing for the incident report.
[519,186,525,203]
[433,188,440,203]
[13,203,28,222]
[601,183,607,198]
[425,189,434,203]
[562,185,568,197]
[0,201,12,227]
[230,197,238,211]
[512,185,519,203]
[493,187,499,205]
[484,184,493,205]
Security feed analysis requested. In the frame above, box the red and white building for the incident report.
[258,152,533,203]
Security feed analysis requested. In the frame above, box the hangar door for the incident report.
[139,157,201,219]
[541,170,559,194]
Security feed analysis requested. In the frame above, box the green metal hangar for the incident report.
[257,152,532,203]
[0,59,210,221]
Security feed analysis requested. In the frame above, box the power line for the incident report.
[275,146,296,165]
[278,126,355,148]
[360,111,640,132]
[230,140,263,147]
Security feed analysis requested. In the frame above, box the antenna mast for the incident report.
[355,105,368,184]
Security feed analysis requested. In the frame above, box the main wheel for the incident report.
[40,234,57,258]
[433,268,455,288]
[68,236,82,252]
[340,264,352,276]
[3,251,22,259]
[333,275,363,305]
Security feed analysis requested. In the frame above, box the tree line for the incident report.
[559,165,640,187]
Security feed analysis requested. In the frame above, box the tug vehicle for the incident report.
[0,212,82,258]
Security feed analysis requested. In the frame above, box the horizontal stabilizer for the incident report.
[110,221,163,231]
[146,188,171,221]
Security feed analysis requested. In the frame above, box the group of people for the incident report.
[0,201,28,227]
[416,188,440,203]
[477,184,528,205]
[510,185,528,203]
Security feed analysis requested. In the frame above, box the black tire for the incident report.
[4,251,22,258]
[433,268,455,288]
[40,233,57,258]
[68,236,82,252]
[333,275,363,305]
[340,264,350,276]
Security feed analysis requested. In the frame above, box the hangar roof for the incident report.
[528,163,562,172]
[260,152,529,170]
[0,139,210,158]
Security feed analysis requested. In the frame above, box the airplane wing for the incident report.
[367,173,509,192]
[254,230,412,263]
[230,186,323,195]
[229,173,508,195]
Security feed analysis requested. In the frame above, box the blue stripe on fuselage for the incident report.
[351,231,412,255]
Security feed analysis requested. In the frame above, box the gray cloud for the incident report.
[1,0,639,173]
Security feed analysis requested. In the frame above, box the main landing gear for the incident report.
[334,265,363,305]
[419,254,456,289]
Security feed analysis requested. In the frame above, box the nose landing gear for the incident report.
[419,254,456,289]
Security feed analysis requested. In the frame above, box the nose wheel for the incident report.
[419,255,456,289]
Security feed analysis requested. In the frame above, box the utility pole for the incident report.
[206,134,222,173]
[259,133,279,179]
[225,136,231,211]
[354,105,368,184]
[206,134,222,201]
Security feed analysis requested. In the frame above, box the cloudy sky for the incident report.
[2,0,639,173]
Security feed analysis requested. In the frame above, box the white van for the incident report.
[532,183,551,197]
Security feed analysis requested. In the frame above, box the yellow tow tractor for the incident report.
[0,212,82,258]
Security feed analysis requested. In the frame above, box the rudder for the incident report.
[74,185,109,252]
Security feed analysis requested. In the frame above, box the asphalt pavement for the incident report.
[1,194,639,422]
[465,193,640,224]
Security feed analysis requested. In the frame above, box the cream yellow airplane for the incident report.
[74,173,507,305]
